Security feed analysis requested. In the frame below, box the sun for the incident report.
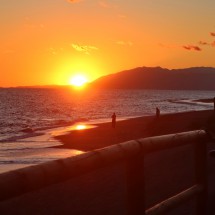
[69,75,88,88]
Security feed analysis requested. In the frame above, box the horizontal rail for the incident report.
[146,185,203,215]
[0,130,208,202]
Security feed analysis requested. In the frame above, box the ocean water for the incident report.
[0,88,214,173]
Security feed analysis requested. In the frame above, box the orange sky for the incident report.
[1,0,215,87]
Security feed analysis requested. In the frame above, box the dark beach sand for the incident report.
[55,110,215,151]
[1,110,215,215]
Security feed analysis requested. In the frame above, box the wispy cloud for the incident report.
[67,0,82,3]
[98,1,117,9]
[199,40,215,48]
[116,41,133,46]
[48,47,64,55]
[210,32,215,37]
[182,45,201,51]
[161,30,215,52]
[199,41,210,46]
[49,47,58,55]
[159,43,201,51]
[71,44,98,55]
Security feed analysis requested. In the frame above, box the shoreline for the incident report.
[55,109,215,151]
[194,98,214,103]
[0,115,145,143]
[0,96,214,143]
[1,110,215,214]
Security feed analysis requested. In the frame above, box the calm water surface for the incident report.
[0,88,214,173]
[0,88,214,140]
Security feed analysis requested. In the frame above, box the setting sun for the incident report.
[75,125,87,130]
[69,75,88,87]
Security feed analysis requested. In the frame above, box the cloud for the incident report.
[67,0,81,3]
[210,32,215,37]
[160,29,215,52]
[116,41,133,46]
[159,43,202,51]
[98,1,117,9]
[182,45,202,51]
[199,41,210,46]
[199,40,215,48]
[48,47,64,55]
[71,44,98,54]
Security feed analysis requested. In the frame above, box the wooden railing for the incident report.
[0,130,210,214]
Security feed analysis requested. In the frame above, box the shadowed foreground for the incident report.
[0,110,215,215]
[56,110,215,151]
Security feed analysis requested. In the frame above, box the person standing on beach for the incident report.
[156,107,160,119]
[112,113,116,128]
[214,97,215,112]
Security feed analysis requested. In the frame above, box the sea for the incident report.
[0,88,214,173]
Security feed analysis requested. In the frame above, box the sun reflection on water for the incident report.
[51,123,96,136]
[75,124,87,130]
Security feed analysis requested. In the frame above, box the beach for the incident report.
[3,0,215,214]
[0,110,215,214]
[55,109,215,151]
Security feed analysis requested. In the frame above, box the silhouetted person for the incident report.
[112,113,116,128]
[214,97,215,112]
[156,107,160,119]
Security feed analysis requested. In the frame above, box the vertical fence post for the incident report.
[194,140,208,215]
[126,154,145,215]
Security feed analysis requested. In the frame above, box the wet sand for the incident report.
[55,110,215,151]
[1,110,215,214]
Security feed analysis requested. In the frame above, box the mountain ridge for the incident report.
[91,66,215,90]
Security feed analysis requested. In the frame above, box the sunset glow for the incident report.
[0,1,215,87]
[75,125,87,130]
[69,75,88,88]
